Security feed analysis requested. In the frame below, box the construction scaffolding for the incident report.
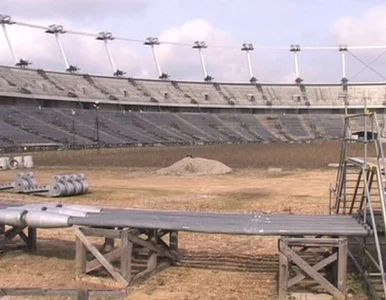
[330,92,386,299]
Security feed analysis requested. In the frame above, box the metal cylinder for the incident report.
[24,211,71,228]
[77,173,86,181]
[49,182,66,197]
[53,175,61,182]
[80,180,89,194]
[0,209,27,227]
[48,207,88,217]
[64,204,102,214]
[9,159,20,170]
[13,179,29,192]
[13,156,23,168]
[71,180,83,195]
[62,181,75,196]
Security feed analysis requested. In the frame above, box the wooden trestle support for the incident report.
[278,237,348,300]
[74,226,180,287]
[0,224,37,252]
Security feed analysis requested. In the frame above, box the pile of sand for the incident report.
[156,157,232,176]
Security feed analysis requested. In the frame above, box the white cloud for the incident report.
[332,5,386,81]
[0,17,306,82]
[151,19,296,82]
[0,18,141,75]
[2,0,149,20]
[333,5,386,45]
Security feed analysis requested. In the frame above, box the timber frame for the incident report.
[0,224,36,251]
[74,226,180,286]
[278,237,348,300]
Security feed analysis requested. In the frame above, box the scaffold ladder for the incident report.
[332,110,386,299]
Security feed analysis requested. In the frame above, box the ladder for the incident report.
[331,111,386,299]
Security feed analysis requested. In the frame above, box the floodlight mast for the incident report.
[339,44,348,82]
[193,41,213,82]
[0,15,32,68]
[46,24,79,72]
[241,43,256,83]
[290,44,302,83]
[96,32,125,76]
[144,37,169,79]
[0,15,18,64]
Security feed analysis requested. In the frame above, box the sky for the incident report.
[1,0,386,82]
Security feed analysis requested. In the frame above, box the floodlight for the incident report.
[192,41,207,49]
[15,59,32,67]
[0,15,15,25]
[45,24,66,34]
[290,44,301,52]
[241,43,254,51]
[96,31,114,40]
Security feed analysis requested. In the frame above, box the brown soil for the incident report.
[156,156,232,176]
[0,141,370,299]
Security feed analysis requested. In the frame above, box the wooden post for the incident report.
[147,230,157,276]
[120,230,133,282]
[27,227,37,251]
[169,231,178,251]
[75,233,87,280]
[278,240,289,300]
[337,238,348,294]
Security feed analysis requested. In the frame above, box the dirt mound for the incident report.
[156,157,232,176]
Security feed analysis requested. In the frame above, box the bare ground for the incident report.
[0,142,370,299]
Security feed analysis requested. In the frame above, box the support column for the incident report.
[27,227,37,251]
[120,230,132,281]
[169,231,179,251]
[147,229,157,276]
[75,233,87,280]
[278,237,347,300]
[278,244,289,300]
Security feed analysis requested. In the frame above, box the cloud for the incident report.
[1,0,149,20]
[0,16,330,82]
[332,5,386,81]
[332,5,386,45]
[150,19,296,82]
[0,18,140,75]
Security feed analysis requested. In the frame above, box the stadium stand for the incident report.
[0,65,385,149]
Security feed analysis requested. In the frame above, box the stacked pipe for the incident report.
[49,173,89,197]
[0,203,102,228]
[13,172,48,193]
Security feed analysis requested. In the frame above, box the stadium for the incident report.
[1,11,386,300]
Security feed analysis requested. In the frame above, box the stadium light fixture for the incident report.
[144,37,169,80]
[93,101,100,146]
[15,59,32,68]
[192,41,213,82]
[290,44,302,83]
[71,109,76,149]
[46,24,79,73]
[0,14,31,67]
[339,44,348,83]
[241,43,256,83]
[96,31,125,77]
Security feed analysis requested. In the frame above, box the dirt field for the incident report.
[0,142,369,299]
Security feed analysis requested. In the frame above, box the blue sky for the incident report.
[1,0,386,82]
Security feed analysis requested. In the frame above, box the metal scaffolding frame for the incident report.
[330,92,386,299]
